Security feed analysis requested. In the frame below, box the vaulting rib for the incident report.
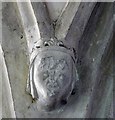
[16,1,41,54]
[1,44,16,118]
[16,1,55,54]
[65,2,96,52]
[55,2,81,40]
[31,2,55,39]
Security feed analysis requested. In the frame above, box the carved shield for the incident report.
[26,46,78,110]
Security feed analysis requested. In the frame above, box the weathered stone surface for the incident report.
[1,2,113,118]
[1,45,16,118]
[27,45,78,111]
[2,3,32,118]
[55,2,81,39]
[31,2,55,39]
[77,3,113,118]
[65,2,96,51]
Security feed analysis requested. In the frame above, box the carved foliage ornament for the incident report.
[26,38,79,111]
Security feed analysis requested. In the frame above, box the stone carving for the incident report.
[26,38,79,111]
[40,57,68,97]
